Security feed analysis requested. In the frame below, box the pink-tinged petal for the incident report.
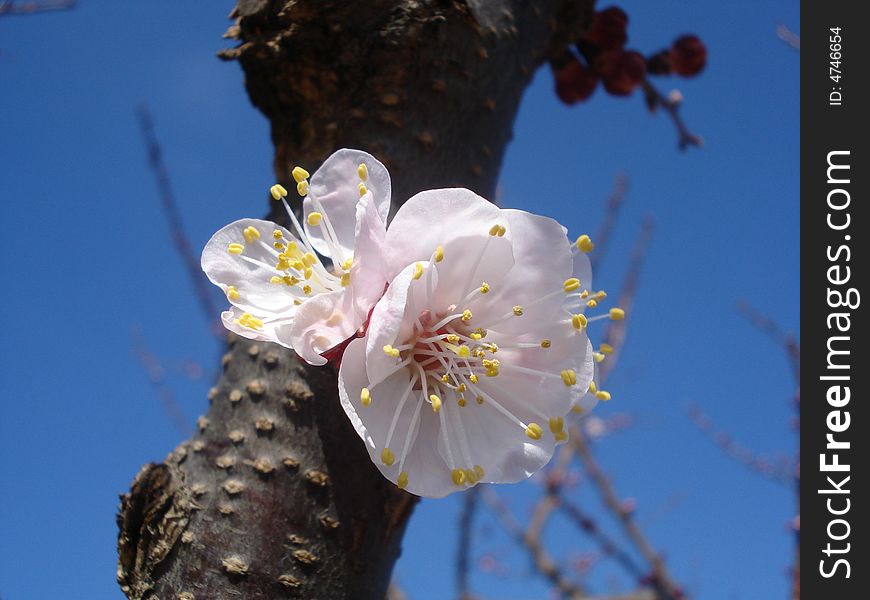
[365,261,428,387]
[201,218,303,316]
[220,306,294,348]
[572,249,593,294]
[384,188,503,278]
[304,149,391,260]
[289,289,361,366]
[349,192,388,316]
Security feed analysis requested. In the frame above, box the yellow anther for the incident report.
[340,272,351,287]
[412,262,424,280]
[458,397,467,407]
[360,387,372,406]
[595,390,612,401]
[283,275,298,286]
[474,465,485,479]
[595,290,608,300]
[381,447,395,466]
[307,212,323,226]
[457,345,471,358]
[291,166,310,183]
[571,313,588,330]
[563,278,581,292]
[571,404,584,414]
[274,242,285,250]
[555,431,569,442]
[273,229,284,239]
[286,241,299,254]
[486,342,499,353]
[497,225,506,236]
[475,395,484,404]
[465,468,478,484]
[294,299,302,306]
[485,366,499,377]
[586,299,598,308]
[474,348,486,359]
[580,290,590,299]
[549,417,564,433]
[340,258,354,271]
[383,345,400,358]
[489,224,501,236]
[358,182,368,197]
[452,468,466,485]
[434,245,444,263]
[457,383,467,392]
[470,333,482,341]
[227,243,244,255]
[474,327,487,337]
[440,374,450,383]
[600,343,614,355]
[588,381,597,393]
[576,234,594,253]
[303,267,313,280]
[512,305,524,316]
[609,308,626,320]
[430,394,442,413]
[243,226,261,243]
[270,184,288,200]
[302,252,317,267]
[469,374,479,384]
[357,163,369,181]
[397,471,409,489]
[560,369,577,387]
[540,339,552,348]
[525,423,543,440]
[479,282,490,294]
[302,284,312,295]
[270,276,283,284]
[593,352,606,363]
[226,286,240,301]
[461,309,473,322]
[235,313,263,331]
[297,180,309,196]
[445,333,460,344]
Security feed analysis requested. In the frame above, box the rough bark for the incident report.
[117,1,594,599]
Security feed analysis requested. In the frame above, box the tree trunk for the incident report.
[116,1,594,598]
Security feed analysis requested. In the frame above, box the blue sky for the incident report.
[0,1,798,599]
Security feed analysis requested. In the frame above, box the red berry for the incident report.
[670,34,707,77]
[583,6,629,50]
[596,49,646,96]
[552,57,599,104]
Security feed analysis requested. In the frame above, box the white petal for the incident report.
[349,192,388,316]
[567,362,601,421]
[429,233,514,314]
[384,188,503,278]
[289,289,360,366]
[572,249,593,294]
[201,218,304,315]
[220,306,294,348]
[304,149,391,260]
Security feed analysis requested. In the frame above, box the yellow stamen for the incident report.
[548,417,564,433]
[243,226,261,243]
[525,423,543,440]
[383,345,400,358]
[609,308,626,320]
[302,252,317,267]
[479,282,490,294]
[469,374,479,384]
[283,275,298,286]
[302,284,312,295]
[593,352,606,363]
[571,404,584,414]
[358,182,367,197]
[512,305,524,316]
[340,272,350,287]
[434,245,444,263]
[430,394,442,413]
[452,468,466,485]
[227,243,244,255]
[357,163,369,181]
[297,180,309,196]
[445,334,460,344]
[489,224,501,236]
[307,212,323,226]
[457,345,470,358]
[274,242,285,250]
[412,262,424,280]
[497,225,506,236]
[563,278,581,292]
[586,299,598,308]
[270,276,282,284]
[474,465,485,479]
[461,309,473,322]
[340,258,353,271]
[576,234,594,253]
[588,381,597,393]
[292,166,310,183]
[226,286,240,301]
[440,374,450,383]
[540,339,552,348]
[600,343,614,355]
[571,314,588,330]
[457,397,467,407]
[397,471,409,489]
[273,229,284,239]
[555,431,569,442]
[595,390,612,401]
[270,184,288,200]
[560,369,577,387]
[360,387,371,407]
[381,447,395,466]
[475,395,484,404]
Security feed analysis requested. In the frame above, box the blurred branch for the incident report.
[590,174,629,271]
[136,105,221,330]
[641,80,703,151]
[736,299,800,382]
[480,487,586,600]
[776,24,800,51]
[131,325,192,437]
[598,216,654,383]
[0,0,74,15]
[573,430,684,600]
[457,487,480,600]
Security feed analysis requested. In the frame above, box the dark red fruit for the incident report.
[583,6,629,50]
[670,34,707,77]
[552,57,599,104]
[645,49,672,76]
[596,49,646,96]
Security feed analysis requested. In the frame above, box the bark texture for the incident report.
[117,1,594,598]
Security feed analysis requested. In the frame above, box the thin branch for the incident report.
[480,487,587,600]
[457,486,480,600]
[136,105,222,330]
[598,216,654,384]
[590,174,629,271]
[0,0,74,15]
[641,80,702,151]
[131,325,192,437]
[572,430,685,600]
[776,24,800,51]
[736,299,800,382]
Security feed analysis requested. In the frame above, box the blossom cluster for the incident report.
[201,149,621,497]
